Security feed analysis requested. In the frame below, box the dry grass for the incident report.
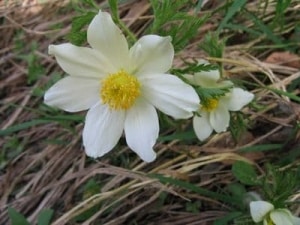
[1,0,300,224]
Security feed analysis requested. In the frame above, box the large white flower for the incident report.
[185,64,254,141]
[44,11,200,162]
[250,201,300,225]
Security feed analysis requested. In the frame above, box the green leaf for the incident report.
[200,32,226,59]
[217,0,247,32]
[244,10,283,45]
[37,209,54,225]
[172,61,218,75]
[226,183,247,201]
[67,12,96,45]
[232,161,258,185]
[150,0,206,51]
[108,0,118,22]
[8,207,30,225]
[149,174,239,205]
[196,86,232,103]
[267,87,300,103]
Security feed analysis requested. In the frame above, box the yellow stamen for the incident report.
[266,216,275,225]
[100,70,141,110]
[201,98,219,112]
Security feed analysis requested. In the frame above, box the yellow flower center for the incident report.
[201,98,219,112]
[100,70,141,110]
[266,216,275,225]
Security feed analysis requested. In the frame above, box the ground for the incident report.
[1,0,300,225]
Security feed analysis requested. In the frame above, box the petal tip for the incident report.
[48,45,55,55]
[141,150,157,163]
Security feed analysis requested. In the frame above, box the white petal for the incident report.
[209,102,230,132]
[292,216,300,225]
[182,74,197,85]
[194,69,220,87]
[49,44,114,78]
[250,201,274,223]
[270,209,293,225]
[141,74,200,119]
[193,112,213,141]
[87,11,129,69]
[44,76,99,112]
[83,103,125,158]
[124,99,158,162]
[226,88,254,111]
[129,35,174,75]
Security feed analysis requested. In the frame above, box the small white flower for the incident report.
[250,201,300,225]
[44,11,200,162]
[185,63,254,141]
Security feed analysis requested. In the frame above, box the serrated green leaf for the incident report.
[196,86,233,103]
[37,209,54,225]
[68,12,96,45]
[67,31,87,46]
[200,32,226,59]
[172,60,218,75]
[8,207,30,225]
[232,161,258,185]
[149,0,205,51]
[71,12,95,32]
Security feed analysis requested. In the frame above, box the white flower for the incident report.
[44,11,200,162]
[250,201,300,225]
[185,63,254,141]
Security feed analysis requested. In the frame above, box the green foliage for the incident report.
[82,179,101,199]
[74,179,101,222]
[226,183,247,206]
[244,10,284,45]
[108,0,136,44]
[8,208,54,225]
[196,85,232,106]
[37,209,54,225]
[67,12,96,46]
[0,113,84,137]
[232,161,259,185]
[260,165,300,208]
[185,201,201,213]
[213,212,243,225]
[66,0,99,45]
[200,32,226,59]
[149,173,239,205]
[149,0,206,51]
[8,208,30,225]
[229,112,248,142]
[0,136,27,170]
[107,0,118,21]
[273,0,292,30]
[15,41,45,85]
[172,60,218,75]
[268,87,300,103]
[217,0,248,33]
